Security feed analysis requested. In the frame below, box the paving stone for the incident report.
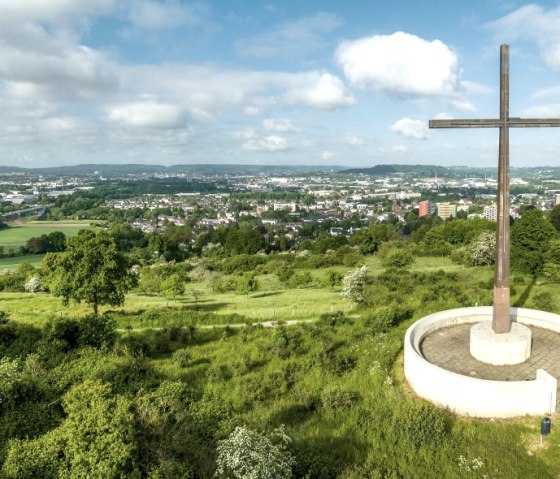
[421,324,560,407]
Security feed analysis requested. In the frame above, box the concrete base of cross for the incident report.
[470,320,532,365]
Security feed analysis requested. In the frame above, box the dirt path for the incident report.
[116,319,314,333]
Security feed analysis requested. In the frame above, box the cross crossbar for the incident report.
[430,118,560,128]
[429,44,560,334]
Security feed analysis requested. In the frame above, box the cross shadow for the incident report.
[512,276,536,308]
[180,301,229,312]
[250,291,282,299]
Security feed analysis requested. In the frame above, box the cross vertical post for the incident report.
[429,44,560,334]
[494,44,511,333]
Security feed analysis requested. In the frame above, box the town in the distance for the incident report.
[0,162,558,256]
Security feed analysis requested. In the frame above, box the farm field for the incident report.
[0,254,45,272]
[0,220,96,251]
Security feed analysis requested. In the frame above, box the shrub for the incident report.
[288,271,314,289]
[172,348,192,368]
[382,249,414,268]
[215,426,294,479]
[320,385,360,412]
[533,291,556,312]
[341,265,368,305]
[467,231,495,266]
[397,401,447,450]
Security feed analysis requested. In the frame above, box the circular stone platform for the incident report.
[403,307,559,417]
[470,320,532,365]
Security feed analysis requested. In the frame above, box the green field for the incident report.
[0,254,45,272]
[0,220,95,250]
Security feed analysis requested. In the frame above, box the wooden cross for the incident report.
[430,44,560,334]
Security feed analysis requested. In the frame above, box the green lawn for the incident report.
[0,221,96,250]
[0,254,45,272]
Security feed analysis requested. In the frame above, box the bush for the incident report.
[533,291,556,312]
[467,231,495,266]
[321,385,360,412]
[215,426,294,479]
[341,265,368,305]
[382,249,414,268]
[288,271,314,289]
[172,348,192,368]
[397,401,447,450]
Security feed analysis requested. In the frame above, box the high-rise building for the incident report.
[483,204,497,222]
[418,200,431,217]
[437,203,457,220]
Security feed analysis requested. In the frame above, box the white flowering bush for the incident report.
[467,231,495,267]
[215,425,294,479]
[340,265,368,305]
[24,275,42,293]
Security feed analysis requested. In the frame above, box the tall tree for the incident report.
[43,230,137,315]
[511,209,558,275]
[550,204,560,232]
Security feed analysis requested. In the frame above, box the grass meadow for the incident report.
[2,254,560,477]
[0,220,95,250]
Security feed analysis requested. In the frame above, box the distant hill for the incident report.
[0,163,346,177]
[344,164,453,176]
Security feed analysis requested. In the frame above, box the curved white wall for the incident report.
[404,307,558,418]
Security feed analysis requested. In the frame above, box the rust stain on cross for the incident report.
[430,45,560,334]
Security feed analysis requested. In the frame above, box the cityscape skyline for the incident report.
[1,1,560,167]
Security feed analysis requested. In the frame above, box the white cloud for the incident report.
[392,145,408,154]
[532,85,560,100]
[519,104,560,117]
[283,72,355,110]
[434,112,453,120]
[128,0,202,30]
[321,150,333,160]
[236,12,342,60]
[390,118,431,140]
[242,135,289,152]
[448,97,475,112]
[0,23,119,101]
[488,5,560,70]
[336,32,461,97]
[41,116,79,132]
[232,128,256,140]
[344,135,364,146]
[0,0,115,23]
[108,101,186,128]
[243,106,262,116]
[462,81,494,96]
[263,118,299,132]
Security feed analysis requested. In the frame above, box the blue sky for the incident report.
[1,1,560,168]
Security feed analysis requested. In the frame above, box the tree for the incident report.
[236,272,259,298]
[42,230,137,315]
[341,265,368,305]
[511,209,558,274]
[2,380,140,479]
[161,273,184,301]
[190,289,203,303]
[550,204,560,232]
[543,238,560,281]
[215,426,294,479]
